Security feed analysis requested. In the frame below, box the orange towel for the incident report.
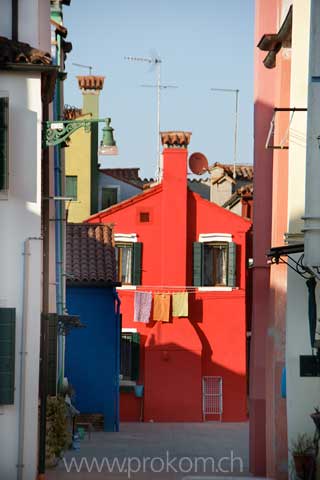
[153,293,171,322]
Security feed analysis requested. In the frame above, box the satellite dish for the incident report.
[189,152,209,175]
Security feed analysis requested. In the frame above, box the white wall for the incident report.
[0,72,42,480]
[286,0,318,456]
[0,0,12,38]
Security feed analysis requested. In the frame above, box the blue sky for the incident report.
[64,0,254,179]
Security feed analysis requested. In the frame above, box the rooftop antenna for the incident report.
[72,62,93,75]
[210,88,239,179]
[125,52,177,181]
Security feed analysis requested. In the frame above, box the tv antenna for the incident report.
[72,62,93,75]
[125,53,177,181]
[210,88,239,179]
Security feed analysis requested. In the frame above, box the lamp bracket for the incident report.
[43,118,109,147]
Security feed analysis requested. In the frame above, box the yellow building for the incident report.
[65,75,105,222]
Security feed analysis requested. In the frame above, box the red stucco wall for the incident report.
[88,146,251,423]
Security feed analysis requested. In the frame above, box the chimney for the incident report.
[77,75,105,118]
[160,131,191,286]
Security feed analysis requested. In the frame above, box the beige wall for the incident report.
[65,114,92,222]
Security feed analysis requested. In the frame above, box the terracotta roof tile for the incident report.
[77,75,105,91]
[66,223,116,284]
[160,131,192,148]
[99,168,151,188]
[63,105,83,120]
[209,162,253,180]
[0,36,52,65]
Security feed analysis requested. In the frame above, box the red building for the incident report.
[87,131,251,423]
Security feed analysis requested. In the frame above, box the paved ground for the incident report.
[47,422,256,480]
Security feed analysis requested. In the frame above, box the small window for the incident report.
[140,212,150,223]
[115,242,142,285]
[101,187,117,209]
[203,243,228,286]
[193,241,237,287]
[0,97,9,191]
[120,332,140,381]
[66,175,77,200]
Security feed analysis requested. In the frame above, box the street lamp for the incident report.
[43,117,118,155]
[210,88,239,179]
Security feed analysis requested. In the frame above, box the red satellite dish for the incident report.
[188,152,209,175]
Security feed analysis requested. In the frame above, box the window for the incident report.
[0,308,15,405]
[193,240,237,287]
[120,331,140,381]
[101,187,118,209]
[203,243,228,286]
[139,212,150,223]
[0,97,9,191]
[115,242,142,285]
[66,175,77,200]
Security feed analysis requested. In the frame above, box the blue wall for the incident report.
[66,286,120,432]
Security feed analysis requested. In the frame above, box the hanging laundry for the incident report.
[153,293,171,322]
[172,292,188,317]
[134,291,152,323]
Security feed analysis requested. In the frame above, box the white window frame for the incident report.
[115,234,138,289]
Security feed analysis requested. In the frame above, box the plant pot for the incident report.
[293,453,316,480]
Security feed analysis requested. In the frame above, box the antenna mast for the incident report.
[72,62,93,75]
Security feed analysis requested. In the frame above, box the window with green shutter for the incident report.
[0,97,9,191]
[193,240,237,287]
[0,308,16,405]
[115,242,142,285]
[47,314,58,396]
[66,176,78,200]
[120,332,140,381]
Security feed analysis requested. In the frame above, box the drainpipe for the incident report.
[303,0,320,272]
[17,238,41,480]
[53,25,65,393]
[113,289,121,432]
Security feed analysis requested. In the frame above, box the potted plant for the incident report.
[310,407,320,432]
[291,433,317,480]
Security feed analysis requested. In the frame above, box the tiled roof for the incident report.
[77,75,105,91]
[209,162,253,180]
[0,36,52,65]
[223,183,254,209]
[160,131,192,148]
[99,168,153,188]
[66,224,116,284]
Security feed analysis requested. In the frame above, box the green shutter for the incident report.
[0,308,15,405]
[66,176,77,200]
[132,243,142,285]
[227,242,237,287]
[0,97,9,191]
[193,242,203,286]
[47,314,58,396]
[131,332,140,381]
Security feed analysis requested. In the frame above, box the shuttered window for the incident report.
[120,332,140,381]
[66,176,77,200]
[0,97,9,191]
[0,308,15,405]
[115,242,142,285]
[193,241,237,287]
[47,314,58,396]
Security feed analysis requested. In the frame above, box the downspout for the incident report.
[113,289,121,432]
[303,0,320,272]
[53,25,64,392]
[17,238,41,480]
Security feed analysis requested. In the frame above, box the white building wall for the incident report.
[98,174,141,210]
[286,0,317,456]
[0,73,42,480]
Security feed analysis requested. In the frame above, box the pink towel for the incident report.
[134,291,152,323]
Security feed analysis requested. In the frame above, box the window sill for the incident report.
[119,380,136,393]
[117,285,137,290]
[198,286,234,292]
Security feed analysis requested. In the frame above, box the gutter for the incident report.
[113,290,121,433]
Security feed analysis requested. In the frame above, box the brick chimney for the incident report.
[77,75,105,117]
[160,131,191,285]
